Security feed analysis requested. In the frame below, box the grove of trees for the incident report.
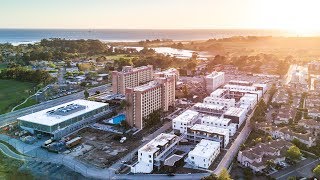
[0,67,55,84]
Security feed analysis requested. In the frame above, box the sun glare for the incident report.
[255,0,320,36]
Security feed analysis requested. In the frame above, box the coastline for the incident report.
[0,29,292,45]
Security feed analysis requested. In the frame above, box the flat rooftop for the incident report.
[190,124,229,136]
[210,89,228,97]
[189,139,220,158]
[121,65,152,74]
[173,110,199,123]
[140,133,176,154]
[229,80,252,85]
[194,103,224,111]
[204,97,235,103]
[18,99,108,127]
[206,71,224,78]
[201,115,231,125]
[133,80,159,92]
[224,107,246,117]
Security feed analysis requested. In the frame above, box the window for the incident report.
[149,155,151,158]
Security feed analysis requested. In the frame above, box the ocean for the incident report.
[0,29,290,45]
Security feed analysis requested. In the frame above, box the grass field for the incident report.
[0,80,36,114]
[0,151,33,179]
[15,99,37,110]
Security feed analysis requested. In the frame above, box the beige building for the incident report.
[125,76,175,129]
[112,65,153,94]
[154,68,179,83]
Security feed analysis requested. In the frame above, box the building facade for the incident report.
[18,100,110,140]
[125,76,175,129]
[172,110,199,134]
[187,139,220,169]
[187,124,229,148]
[131,133,178,173]
[205,71,225,93]
[112,65,153,94]
[200,115,237,136]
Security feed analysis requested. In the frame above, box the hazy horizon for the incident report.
[1,0,320,36]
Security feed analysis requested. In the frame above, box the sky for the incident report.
[1,0,320,33]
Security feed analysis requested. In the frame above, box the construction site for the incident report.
[70,127,141,168]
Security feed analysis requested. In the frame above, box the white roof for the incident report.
[194,103,224,111]
[229,80,251,85]
[190,124,229,136]
[204,97,235,103]
[224,84,257,90]
[18,99,108,126]
[210,89,227,97]
[206,71,224,79]
[240,94,257,101]
[140,133,176,154]
[173,110,199,123]
[201,116,231,126]
[224,107,246,117]
[189,139,220,158]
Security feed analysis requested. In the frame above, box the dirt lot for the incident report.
[75,127,141,168]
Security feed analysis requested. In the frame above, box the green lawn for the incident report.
[15,98,37,110]
[0,80,36,114]
[0,151,33,179]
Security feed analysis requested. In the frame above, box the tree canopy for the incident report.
[313,164,320,177]
[286,145,302,161]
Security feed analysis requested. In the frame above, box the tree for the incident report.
[286,145,302,161]
[84,90,89,99]
[182,85,189,98]
[80,82,87,87]
[287,176,296,180]
[120,100,130,109]
[96,56,106,63]
[313,164,320,177]
[217,168,231,180]
[191,52,199,60]
[66,60,72,68]
[266,159,275,168]
[201,174,217,180]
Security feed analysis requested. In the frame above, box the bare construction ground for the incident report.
[74,127,140,168]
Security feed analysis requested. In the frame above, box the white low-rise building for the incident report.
[203,97,236,109]
[200,115,237,136]
[187,124,229,148]
[172,110,199,134]
[240,93,257,110]
[131,133,178,173]
[193,103,225,115]
[188,139,220,169]
[18,99,109,140]
[205,71,225,93]
[223,107,247,128]
[210,89,229,98]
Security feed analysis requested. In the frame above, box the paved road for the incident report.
[270,158,319,180]
[0,84,111,127]
[213,110,253,175]
[0,143,34,161]
[213,90,271,175]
